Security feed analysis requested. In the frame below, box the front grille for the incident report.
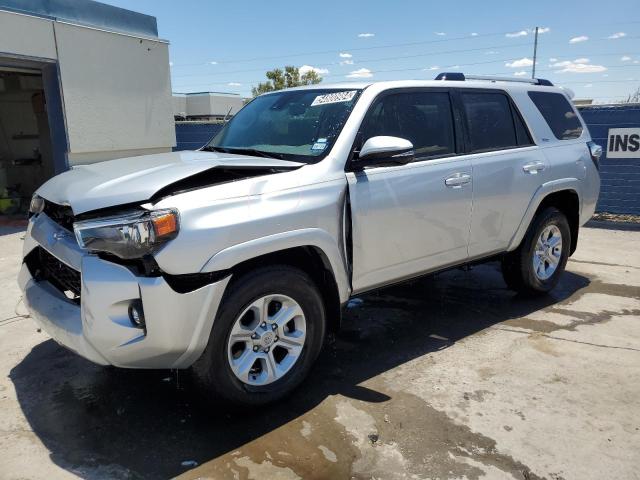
[26,247,81,302]
[43,200,75,231]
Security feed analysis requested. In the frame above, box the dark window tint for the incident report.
[528,91,583,140]
[361,91,455,159]
[460,92,518,152]
[514,109,533,146]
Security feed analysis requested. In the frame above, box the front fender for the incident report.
[200,228,351,303]
[507,178,582,251]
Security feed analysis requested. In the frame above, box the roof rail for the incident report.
[434,72,553,87]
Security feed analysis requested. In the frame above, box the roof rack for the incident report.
[434,72,553,87]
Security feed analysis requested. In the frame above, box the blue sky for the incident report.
[102,0,639,102]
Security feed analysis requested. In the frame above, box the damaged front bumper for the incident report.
[18,213,230,369]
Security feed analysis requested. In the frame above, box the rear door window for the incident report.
[361,90,456,160]
[459,92,521,152]
[528,91,583,140]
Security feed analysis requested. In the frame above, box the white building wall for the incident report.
[184,93,245,118]
[54,23,175,163]
[0,10,57,60]
[173,95,187,117]
[0,9,176,166]
[210,95,245,117]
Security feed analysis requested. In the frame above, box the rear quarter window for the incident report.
[528,91,583,140]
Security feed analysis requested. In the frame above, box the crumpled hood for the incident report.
[37,150,303,215]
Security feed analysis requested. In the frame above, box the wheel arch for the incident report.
[227,246,343,334]
[534,190,580,255]
[508,180,582,255]
[201,229,350,334]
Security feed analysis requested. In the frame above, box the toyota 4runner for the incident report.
[19,74,601,405]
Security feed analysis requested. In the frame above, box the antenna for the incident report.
[222,106,233,126]
[532,26,539,79]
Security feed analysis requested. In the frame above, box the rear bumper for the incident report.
[19,213,230,369]
[580,167,601,226]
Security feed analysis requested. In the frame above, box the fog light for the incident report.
[128,301,145,329]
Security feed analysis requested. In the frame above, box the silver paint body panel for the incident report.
[347,156,472,293]
[19,80,600,368]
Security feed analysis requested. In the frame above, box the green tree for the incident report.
[251,66,322,97]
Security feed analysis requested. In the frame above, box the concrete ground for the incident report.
[0,224,638,480]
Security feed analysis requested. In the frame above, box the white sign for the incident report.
[310,90,357,106]
[607,128,640,159]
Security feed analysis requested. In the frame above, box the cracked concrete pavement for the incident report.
[0,224,638,479]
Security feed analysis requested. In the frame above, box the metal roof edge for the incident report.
[0,0,159,39]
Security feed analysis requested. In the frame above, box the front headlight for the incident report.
[73,209,179,259]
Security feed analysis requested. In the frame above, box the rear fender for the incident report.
[507,178,582,251]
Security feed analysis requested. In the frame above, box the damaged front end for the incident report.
[19,211,231,368]
[150,165,295,202]
[35,149,303,215]
[20,149,313,367]
[28,151,303,299]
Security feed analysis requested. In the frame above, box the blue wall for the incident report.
[174,123,222,152]
[579,104,640,215]
[175,105,640,215]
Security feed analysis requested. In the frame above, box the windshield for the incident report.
[205,88,362,163]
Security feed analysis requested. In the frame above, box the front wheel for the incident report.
[192,265,326,406]
[502,207,571,295]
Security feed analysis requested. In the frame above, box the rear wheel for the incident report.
[192,265,326,406]
[501,207,571,295]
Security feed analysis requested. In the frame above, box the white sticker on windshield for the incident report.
[311,90,357,106]
[311,138,328,151]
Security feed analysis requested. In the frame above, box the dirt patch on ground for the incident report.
[592,212,640,224]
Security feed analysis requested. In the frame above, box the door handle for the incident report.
[522,162,546,174]
[445,173,472,188]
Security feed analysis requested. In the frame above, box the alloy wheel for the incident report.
[227,294,306,386]
[533,225,563,280]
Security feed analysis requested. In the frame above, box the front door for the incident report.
[347,89,472,293]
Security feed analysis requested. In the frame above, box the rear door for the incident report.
[528,90,590,182]
[456,89,548,257]
[347,88,472,293]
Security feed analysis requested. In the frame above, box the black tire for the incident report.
[501,207,571,295]
[192,265,326,406]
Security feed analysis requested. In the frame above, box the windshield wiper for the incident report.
[201,146,284,160]
[200,145,228,153]
[224,148,285,159]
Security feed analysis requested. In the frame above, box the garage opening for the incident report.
[0,67,57,220]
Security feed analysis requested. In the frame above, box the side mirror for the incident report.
[356,136,414,167]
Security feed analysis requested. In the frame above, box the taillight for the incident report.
[587,141,602,170]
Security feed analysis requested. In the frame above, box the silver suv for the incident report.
[19,74,601,405]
